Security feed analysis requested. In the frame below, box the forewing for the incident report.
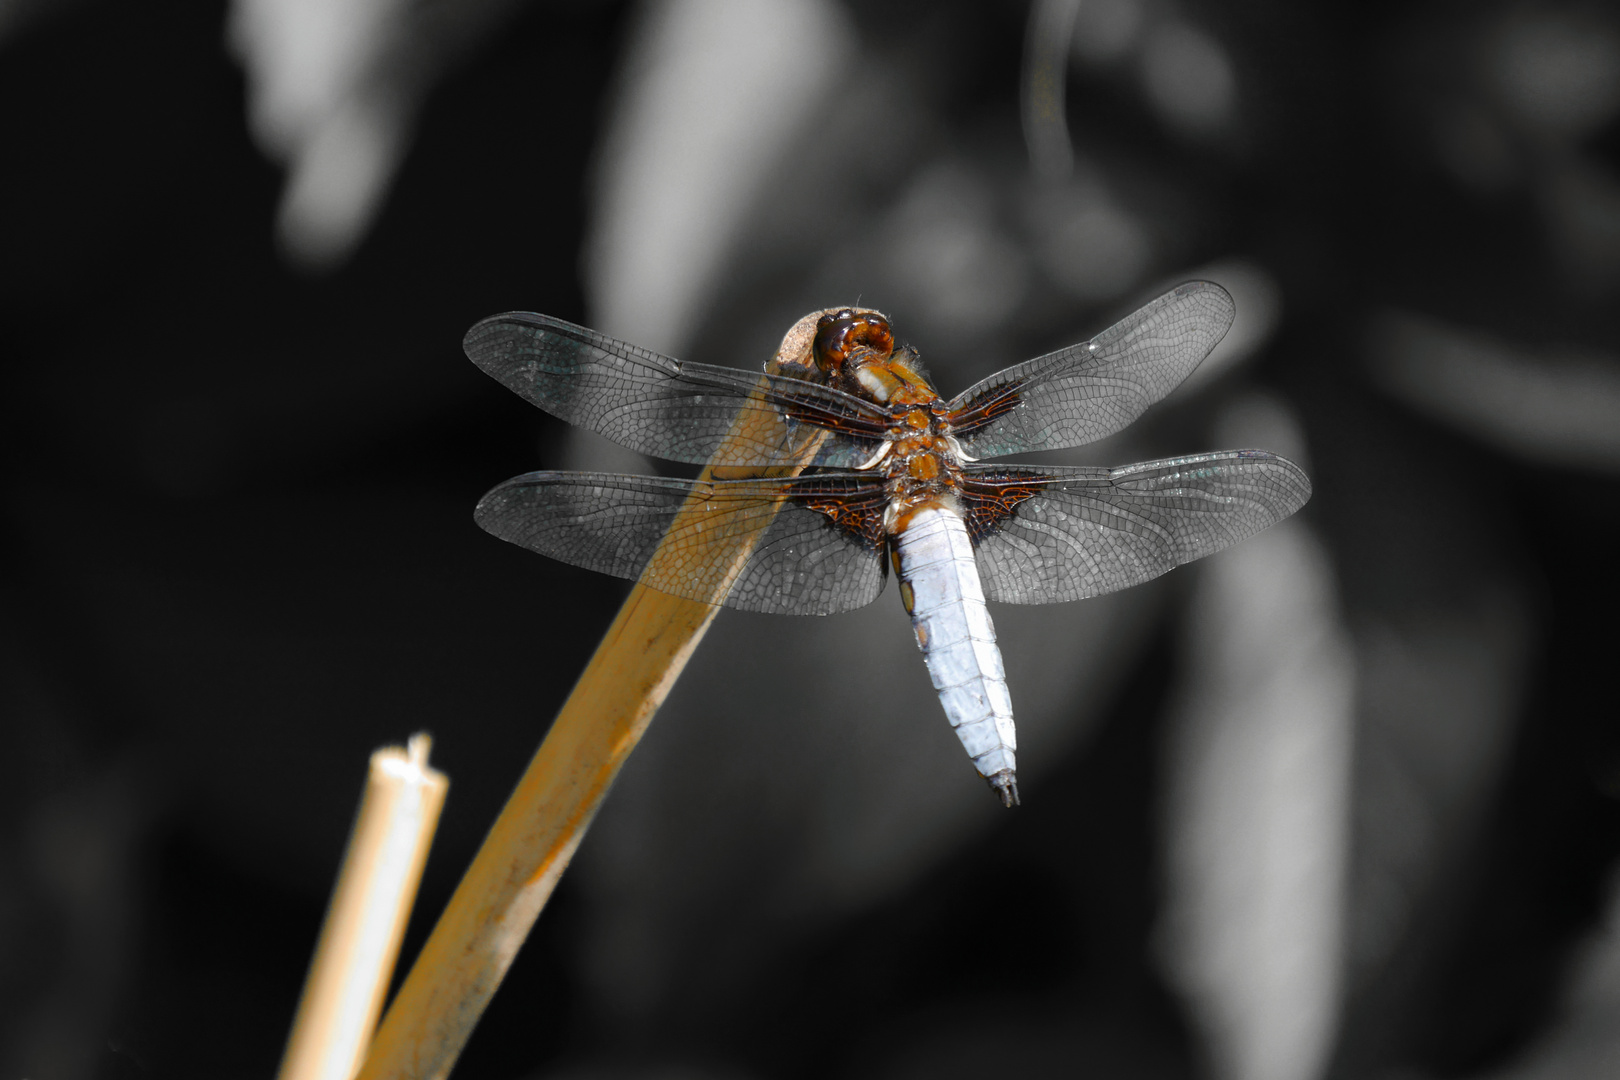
[945,281,1236,458]
[959,450,1311,603]
[475,471,890,615]
[465,313,890,468]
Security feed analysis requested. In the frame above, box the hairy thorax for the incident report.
[809,308,969,534]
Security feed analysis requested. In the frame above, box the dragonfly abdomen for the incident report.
[893,505,1019,807]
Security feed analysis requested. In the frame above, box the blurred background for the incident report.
[3,0,1619,1077]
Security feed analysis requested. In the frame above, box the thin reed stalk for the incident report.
[278,735,447,1080]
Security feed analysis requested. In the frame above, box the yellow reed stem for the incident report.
[353,308,856,1080]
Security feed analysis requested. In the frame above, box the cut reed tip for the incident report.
[407,732,433,769]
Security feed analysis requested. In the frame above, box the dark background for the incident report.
[3,1,1618,1078]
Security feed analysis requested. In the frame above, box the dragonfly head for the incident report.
[813,309,894,375]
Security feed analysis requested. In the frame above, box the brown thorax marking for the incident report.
[811,308,967,542]
[880,423,964,539]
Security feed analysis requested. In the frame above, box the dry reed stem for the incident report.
[278,735,448,1080]
[353,309,859,1080]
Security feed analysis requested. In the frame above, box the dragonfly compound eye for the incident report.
[813,310,894,374]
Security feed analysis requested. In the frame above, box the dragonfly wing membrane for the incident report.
[946,281,1236,458]
[960,450,1311,604]
[475,471,890,615]
[464,313,890,468]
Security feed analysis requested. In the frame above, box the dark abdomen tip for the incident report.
[987,769,1020,808]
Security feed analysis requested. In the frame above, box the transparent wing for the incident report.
[475,471,890,615]
[958,450,1311,604]
[945,281,1236,459]
[465,313,891,468]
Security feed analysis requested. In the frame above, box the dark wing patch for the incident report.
[945,281,1235,459]
[958,478,1046,544]
[475,471,890,615]
[794,486,890,553]
[958,450,1311,604]
[464,313,893,468]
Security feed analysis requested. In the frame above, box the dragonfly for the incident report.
[466,281,1311,807]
